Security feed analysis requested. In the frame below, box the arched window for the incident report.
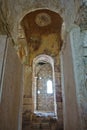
[32,54,57,116]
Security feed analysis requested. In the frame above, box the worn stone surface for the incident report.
[76,3,87,31]
[0,35,7,102]
[61,30,82,130]
[22,66,32,114]
[0,38,23,130]
[70,26,87,130]
[35,63,54,112]
[22,111,58,130]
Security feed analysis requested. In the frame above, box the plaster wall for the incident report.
[0,38,23,130]
[70,26,87,130]
[0,35,7,102]
[36,63,54,112]
[61,34,81,130]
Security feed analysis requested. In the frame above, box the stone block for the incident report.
[32,123,40,129]
[41,122,50,128]
[23,104,32,112]
[23,98,32,105]
[57,102,63,110]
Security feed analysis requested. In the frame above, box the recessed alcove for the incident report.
[32,54,57,117]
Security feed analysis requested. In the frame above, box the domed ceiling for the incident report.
[20,9,63,65]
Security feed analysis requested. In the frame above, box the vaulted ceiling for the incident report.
[21,9,63,42]
[20,9,63,65]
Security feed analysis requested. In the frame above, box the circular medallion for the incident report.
[35,13,51,27]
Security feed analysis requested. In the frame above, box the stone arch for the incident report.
[19,8,63,24]
[17,8,64,64]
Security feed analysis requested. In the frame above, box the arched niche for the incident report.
[32,54,57,116]
[17,9,63,64]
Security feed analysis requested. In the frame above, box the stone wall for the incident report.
[54,56,63,130]
[36,63,54,112]
[68,2,87,130]
[0,37,23,130]
[23,66,32,113]
[22,56,63,130]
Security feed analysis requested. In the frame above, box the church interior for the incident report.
[0,0,87,130]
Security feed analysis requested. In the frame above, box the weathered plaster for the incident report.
[70,25,87,130]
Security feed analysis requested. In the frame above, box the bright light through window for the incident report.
[47,80,53,94]
[38,90,40,94]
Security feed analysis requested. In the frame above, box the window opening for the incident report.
[47,80,53,94]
